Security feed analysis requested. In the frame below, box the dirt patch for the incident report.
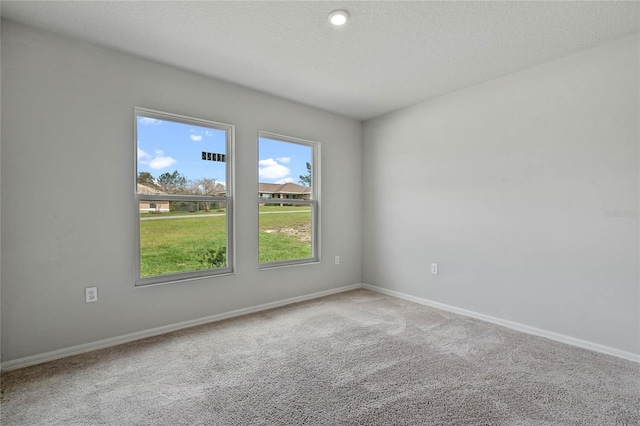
[265,223,311,243]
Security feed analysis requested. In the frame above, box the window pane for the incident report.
[135,109,233,284]
[259,205,312,263]
[258,137,312,194]
[137,114,227,196]
[139,202,228,277]
[258,134,316,265]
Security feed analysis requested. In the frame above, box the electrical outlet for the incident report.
[335,256,340,265]
[431,263,438,275]
[85,287,98,303]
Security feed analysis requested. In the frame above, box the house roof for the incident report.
[259,182,311,195]
[136,183,165,195]
[138,182,309,196]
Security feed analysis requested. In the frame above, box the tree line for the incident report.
[137,171,224,196]
[139,161,311,194]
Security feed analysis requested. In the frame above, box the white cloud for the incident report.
[138,147,151,161]
[275,177,295,184]
[147,150,177,170]
[259,158,291,180]
[276,157,291,164]
[204,130,214,137]
[139,117,161,125]
[259,158,278,167]
[190,135,203,141]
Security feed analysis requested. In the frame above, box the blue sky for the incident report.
[137,115,227,184]
[259,137,312,185]
[137,114,312,186]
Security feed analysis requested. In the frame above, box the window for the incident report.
[135,107,234,285]
[258,131,319,267]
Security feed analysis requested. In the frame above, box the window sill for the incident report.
[135,269,235,288]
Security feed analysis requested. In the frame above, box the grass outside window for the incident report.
[140,206,312,276]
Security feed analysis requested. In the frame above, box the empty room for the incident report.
[1,1,638,425]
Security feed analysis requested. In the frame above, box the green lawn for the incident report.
[139,205,309,218]
[139,215,227,277]
[258,205,310,212]
[140,208,312,277]
[140,209,224,218]
[259,210,311,263]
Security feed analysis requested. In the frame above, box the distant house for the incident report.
[137,184,170,213]
[138,182,309,211]
[259,182,311,205]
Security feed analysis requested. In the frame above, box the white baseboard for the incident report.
[362,284,640,364]
[1,283,362,371]
[5,283,636,371]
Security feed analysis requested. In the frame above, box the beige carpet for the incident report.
[1,289,638,425]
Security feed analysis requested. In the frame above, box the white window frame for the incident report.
[135,107,235,286]
[258,131,320,269]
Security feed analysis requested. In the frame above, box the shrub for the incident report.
[199,246,227,269]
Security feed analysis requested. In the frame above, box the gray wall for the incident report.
[363,35,639,355]
[2,19,638,364]
[0,18,3,362]
[1,21,363,362]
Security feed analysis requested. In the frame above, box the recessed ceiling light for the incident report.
[328,10,349,26]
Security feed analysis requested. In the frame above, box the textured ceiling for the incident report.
[2,1,638,120]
